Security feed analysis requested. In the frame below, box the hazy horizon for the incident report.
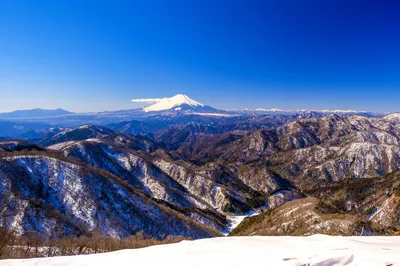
[0,92,394,114]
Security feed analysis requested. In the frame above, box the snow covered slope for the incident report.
[1,235,399,266]
[0,154,218,239]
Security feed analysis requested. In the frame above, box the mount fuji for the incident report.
[133,94,204,112]
[132,94,229,115]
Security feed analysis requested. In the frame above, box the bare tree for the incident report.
[0,227,16,258]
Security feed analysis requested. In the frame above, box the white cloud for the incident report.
[131,98,162,103]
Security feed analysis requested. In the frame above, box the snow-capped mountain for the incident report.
[136,94,204,112]
[132,94,225,114]
[240,108,385,117]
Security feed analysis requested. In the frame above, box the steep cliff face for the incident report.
[0,154,219,239]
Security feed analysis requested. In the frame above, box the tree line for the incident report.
[0,227,189,259]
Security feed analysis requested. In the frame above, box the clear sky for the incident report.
[1,0,400,112]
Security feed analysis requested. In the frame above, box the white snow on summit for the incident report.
[318,109,368,113]
[255,108,285,112]
[252,108,369,113]
[132,94,204,112]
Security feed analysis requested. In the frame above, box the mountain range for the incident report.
[0,94,387,135]
[0,108,73,119]
[0,94,399,241]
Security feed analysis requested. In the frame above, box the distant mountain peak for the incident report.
[240,108,386,117]
[132,94,204,112]
[0,108,73,119]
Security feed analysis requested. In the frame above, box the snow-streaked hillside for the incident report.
[0,153,218,239]
[1,235,399,266]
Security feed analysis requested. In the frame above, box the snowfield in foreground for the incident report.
[1,235,399,266]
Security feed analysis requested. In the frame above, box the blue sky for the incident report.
[1,0,400,112]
